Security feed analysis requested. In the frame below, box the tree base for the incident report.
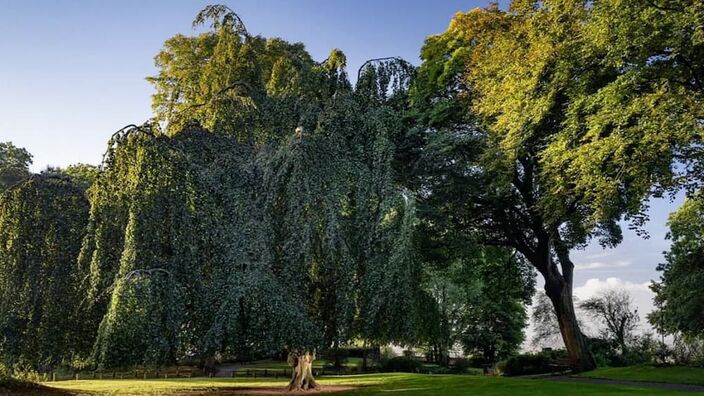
[288,351,317,391]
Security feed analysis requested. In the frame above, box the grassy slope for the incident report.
[579,366,704,386]
[46,373,689,395]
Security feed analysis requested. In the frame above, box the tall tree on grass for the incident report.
[0,173,89,371]
[411,0,704,371]
[82,7,424,390]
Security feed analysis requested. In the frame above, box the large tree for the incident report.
[410,0,703,371]
[80,6,424,390]
[0,173,89,371]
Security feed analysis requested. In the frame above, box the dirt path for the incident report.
[546,375,704,393]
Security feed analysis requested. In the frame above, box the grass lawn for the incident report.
[45,373,692,395]
[578,365,704,386]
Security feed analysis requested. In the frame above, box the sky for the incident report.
[0,0,683,335]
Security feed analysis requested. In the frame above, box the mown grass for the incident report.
[578,365,704,386]
[46,373,691,395]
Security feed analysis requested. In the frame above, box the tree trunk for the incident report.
[545,278,596,373]
[288,351,317,391]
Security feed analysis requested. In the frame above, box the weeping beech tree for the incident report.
[0,173,89,370]
[80,6,424,390]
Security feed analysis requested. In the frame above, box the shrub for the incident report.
[452,357,473,372]
[501,353,552,376]
[672,336,704,367]
[380,356,422,372]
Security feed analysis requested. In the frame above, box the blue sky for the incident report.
[0,0,682,318]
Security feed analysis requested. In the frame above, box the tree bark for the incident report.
[288,351,317,391]
[543,264,596,373]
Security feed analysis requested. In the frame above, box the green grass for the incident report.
[46,373,691,395]
[579,365,704,386]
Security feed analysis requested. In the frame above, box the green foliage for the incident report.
[650,194,704,338]
[459,250,534,363]
[422,250,534,365]
[0,174,89,370]
[540,0,704,223]
[148,5,349,142]
[0,142,32,191]
[60,163,100,193]
[82,126,316,368]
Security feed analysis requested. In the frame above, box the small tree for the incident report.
[580,289,639,354]
[0,142,32,192]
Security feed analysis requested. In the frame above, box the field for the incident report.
[43,373,696,395]
[579,365,704,386]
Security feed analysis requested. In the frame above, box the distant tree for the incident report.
[422,248,534,366]
[0,174,89,371]
[580,289,639,354]
[531,292,561,348]
[650,194,704,339]
[459,250,535,364]
[60,163,100,192]
[0,142,32,191]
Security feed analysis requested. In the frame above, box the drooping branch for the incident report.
[357,56,414,82]
[193,4,250,37]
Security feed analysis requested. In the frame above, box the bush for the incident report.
[452,357,473,372]
[501,353,552,376]
[672,336,704,367]
[380,356,422,373]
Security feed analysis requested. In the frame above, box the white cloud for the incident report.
[574,277,655,327]
[574,260,631,271]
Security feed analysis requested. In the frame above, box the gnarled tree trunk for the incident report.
[288,350,317,391]
[545,279,595,372]
[543,247,596,373]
